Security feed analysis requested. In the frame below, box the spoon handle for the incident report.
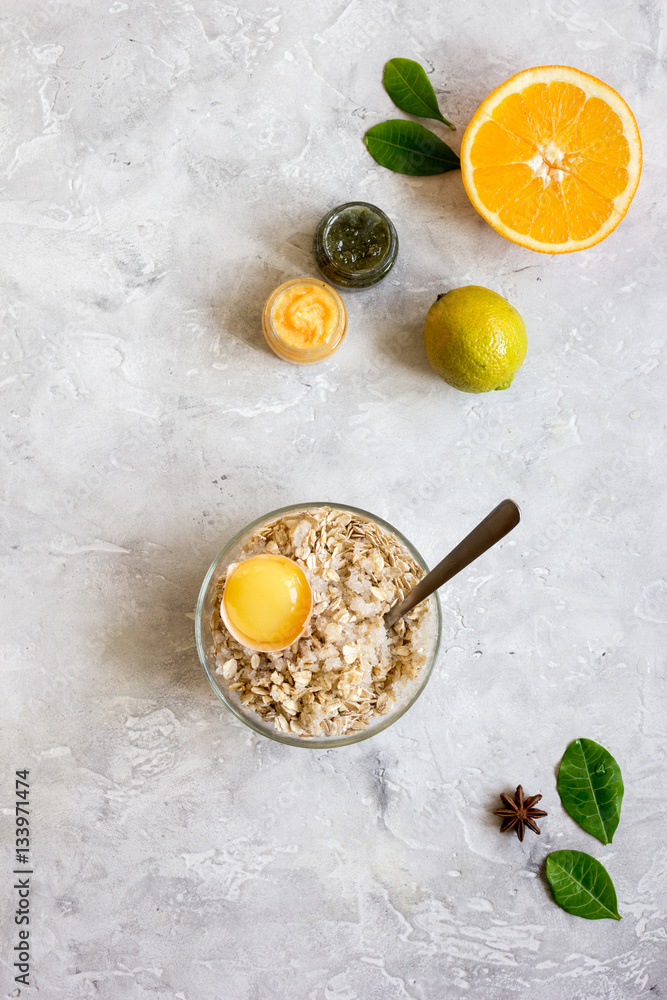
[383,499,521,629]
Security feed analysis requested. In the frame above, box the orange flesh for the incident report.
[464,73,640,249]
[271,283,338,349]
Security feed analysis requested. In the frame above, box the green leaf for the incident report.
[557,738,624,844]
[545,850,621,921]
[364,120,459,176]
[383,58,455,130]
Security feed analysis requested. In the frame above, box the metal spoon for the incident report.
[383,499,521,629]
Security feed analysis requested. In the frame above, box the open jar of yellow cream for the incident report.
[262,277,348,363]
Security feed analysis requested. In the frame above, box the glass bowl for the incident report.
[195,502,442,748]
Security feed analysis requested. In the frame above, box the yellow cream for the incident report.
[271,282,338,349]
[222,554,312,649]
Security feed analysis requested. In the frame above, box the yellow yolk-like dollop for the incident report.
[222,554,312,650]
[271,283,338,349]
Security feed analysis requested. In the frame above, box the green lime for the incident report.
[424,285,527,393]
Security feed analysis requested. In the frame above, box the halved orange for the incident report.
[461,66,642,253]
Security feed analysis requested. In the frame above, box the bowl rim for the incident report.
[195,501,442,749]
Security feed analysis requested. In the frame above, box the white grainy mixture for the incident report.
[209,506,435,738]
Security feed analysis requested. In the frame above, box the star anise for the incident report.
[494,785,547,842]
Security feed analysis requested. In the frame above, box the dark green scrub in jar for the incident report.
[313,201,398,288]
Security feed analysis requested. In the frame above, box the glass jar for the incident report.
[313,201,399,288]
[261,277,348,364]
